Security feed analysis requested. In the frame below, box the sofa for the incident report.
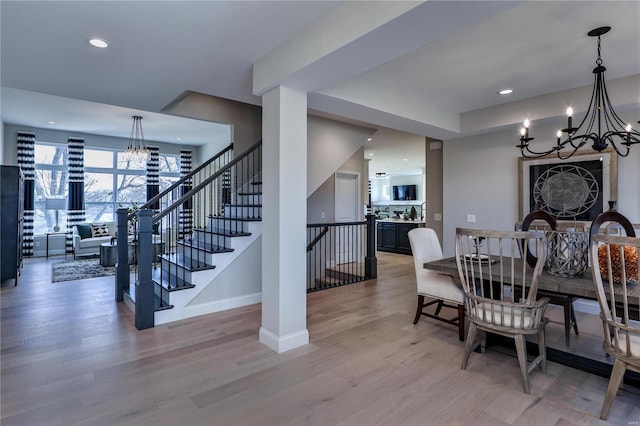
[72,222,118,258]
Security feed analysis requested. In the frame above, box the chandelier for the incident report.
[517,26,639,159]
[126,115,149,159]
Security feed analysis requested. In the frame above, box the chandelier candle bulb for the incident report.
[524,119,530,139]
[566,106,573,132]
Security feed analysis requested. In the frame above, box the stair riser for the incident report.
[224,205,261,219]
[153,283,172,304]
[325,269,364,281]
[191,231,231,247]
[237,194,262,204]
[207,218,249,233]
[175,244,219,264]
[159,260,195,282]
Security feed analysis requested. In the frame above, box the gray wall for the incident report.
[425,137,443,242]
[0,121,5,164]
[307,146,365,223]
[442,108,640,257]
[162,91,262,158]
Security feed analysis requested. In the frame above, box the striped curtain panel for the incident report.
[179,150,192,240]
[66,138,85,254]
[146,146,160,210]
[17,132,35,257]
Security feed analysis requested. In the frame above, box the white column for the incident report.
[259,86,309,353]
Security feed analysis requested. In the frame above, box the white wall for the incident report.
[371,174,423,204]
[442,108,640,257]
[3,124,198,166]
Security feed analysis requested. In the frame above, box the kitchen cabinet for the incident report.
[376,220,424,255]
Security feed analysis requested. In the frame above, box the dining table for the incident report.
[423,256,640,385]
[423,256,640,308]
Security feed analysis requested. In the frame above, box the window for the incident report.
[34,143,68,234]
[33,142,180,234]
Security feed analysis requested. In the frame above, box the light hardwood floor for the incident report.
[2,253,639,425]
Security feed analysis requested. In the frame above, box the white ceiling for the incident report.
[2,1,639,175]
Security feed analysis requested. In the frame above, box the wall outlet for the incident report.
[434,213,442,221]
[466,214,476,223]
[320,212,325,219]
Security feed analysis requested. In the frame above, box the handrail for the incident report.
[153,139,262,223]
[307,226,329,252]
[128,142,233,221]
[307,221,366,228]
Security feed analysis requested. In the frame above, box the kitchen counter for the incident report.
[376,218,424,223]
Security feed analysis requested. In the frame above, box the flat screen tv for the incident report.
[392,184,417,200]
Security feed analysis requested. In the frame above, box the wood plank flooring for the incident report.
[2,253,639,425]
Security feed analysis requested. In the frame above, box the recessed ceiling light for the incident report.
[88,38,109,48]
[498,88,513,95]
[48,121,56,125]
[367,138,372,141]
[368,153,374,156]
[176,138,182,141]
[403,158,408,161]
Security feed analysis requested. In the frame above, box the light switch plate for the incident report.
[466,214,476,223]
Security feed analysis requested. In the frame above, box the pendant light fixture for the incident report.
[126,115,149,159]
[517,26,639,159]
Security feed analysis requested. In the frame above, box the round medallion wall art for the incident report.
[532,164,599,218]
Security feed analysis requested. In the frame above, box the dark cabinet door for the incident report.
[382,224,396,249]
[376,224,384,249]
[396,223,415,253]
[1,166,24,283]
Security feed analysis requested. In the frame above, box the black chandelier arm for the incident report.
[516,26,637,160]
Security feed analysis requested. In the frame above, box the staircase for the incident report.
[116,141,263,329]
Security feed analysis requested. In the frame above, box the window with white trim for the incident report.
[33,141,180,235]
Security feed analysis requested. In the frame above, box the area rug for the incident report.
[51,258,116,283]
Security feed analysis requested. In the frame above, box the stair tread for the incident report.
[207,216,261,223]
[193,227,251,237]
[179,239,234,253]
[124,286,174,311]
[152,269,196,292]
[159,253,216,271]
[224,203,262,207]
[238,192,262,196]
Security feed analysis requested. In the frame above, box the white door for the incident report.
[335,172,361,264]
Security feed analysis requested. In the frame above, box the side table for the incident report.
[100,242,118,267]
[45,231,69,259]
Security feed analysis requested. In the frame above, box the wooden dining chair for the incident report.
[455,228,549,394]
[408,227,465,341]
[516,214,587,346]
[589,232,640,420]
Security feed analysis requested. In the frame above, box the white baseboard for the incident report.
[155,293,262,325]
[259,327,309,353]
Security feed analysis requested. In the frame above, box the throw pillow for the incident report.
[92,223,110,238]
[76,224,93,240]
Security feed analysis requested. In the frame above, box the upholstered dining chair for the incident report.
[408,227,465,341]
[589,232,640,420]
[455,228,548,394]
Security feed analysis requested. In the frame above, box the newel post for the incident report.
[365,214,377,279]
[135,209,154,330]
[115,208,130,302]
